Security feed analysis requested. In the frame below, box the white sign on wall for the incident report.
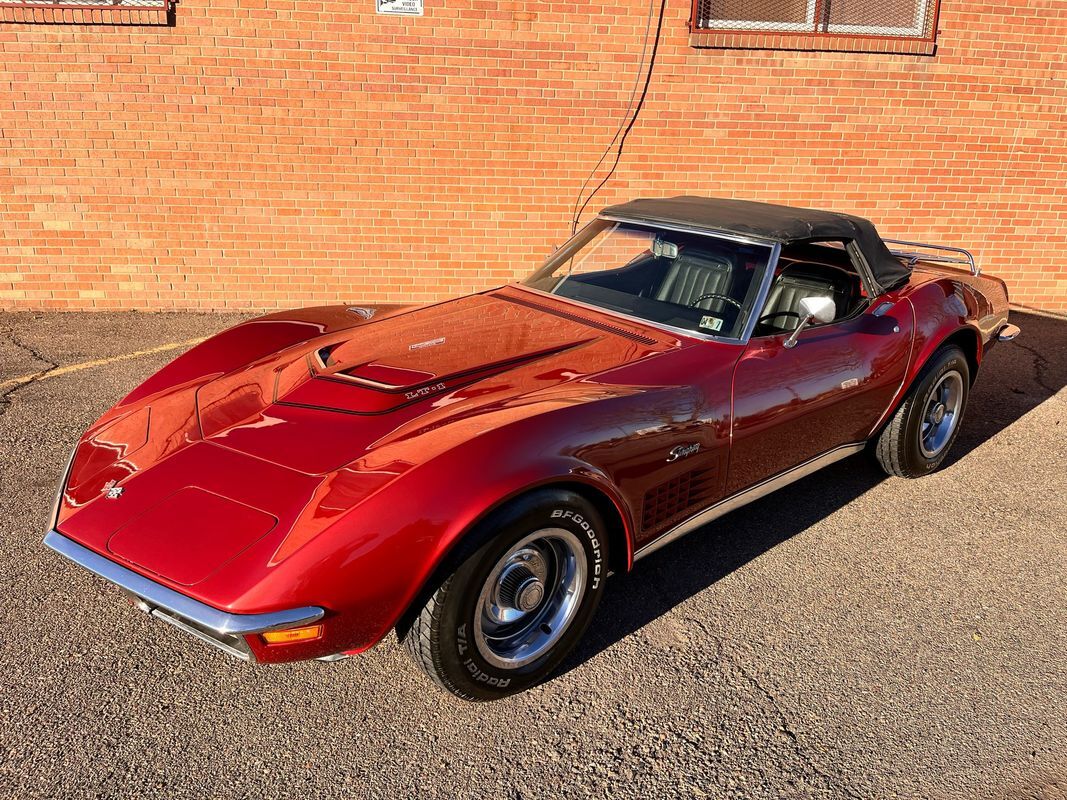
[377,0,423,15]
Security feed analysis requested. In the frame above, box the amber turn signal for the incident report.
[260,624,324,645]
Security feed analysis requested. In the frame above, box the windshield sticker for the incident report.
[699,315,723,332]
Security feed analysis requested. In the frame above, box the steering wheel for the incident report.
[689,292,742,310]
[757,310,802,329]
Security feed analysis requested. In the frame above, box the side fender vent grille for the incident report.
[642,468,716,531]
[500,294,657,346]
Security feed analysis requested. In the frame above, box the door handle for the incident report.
[872,301,902,333]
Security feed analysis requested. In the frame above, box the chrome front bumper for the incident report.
[44,530,324,661]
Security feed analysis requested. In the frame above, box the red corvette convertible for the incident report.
[46,197,1019,700]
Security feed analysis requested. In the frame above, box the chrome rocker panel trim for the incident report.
[634,442,867,561]
[44,530,324,640]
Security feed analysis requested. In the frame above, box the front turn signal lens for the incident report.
[260,624,324,645]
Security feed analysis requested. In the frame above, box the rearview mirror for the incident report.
[651,237,678,259]
[784,296,836,349]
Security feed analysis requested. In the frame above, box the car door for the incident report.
[725,296,914,495]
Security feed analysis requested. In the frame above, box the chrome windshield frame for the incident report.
[521,215,782,346]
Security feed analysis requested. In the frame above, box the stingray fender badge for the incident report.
[409,337,445,351]
[102,480,124,499]
[666,443,700,463]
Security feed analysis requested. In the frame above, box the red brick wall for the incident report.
[1,0,1064,311]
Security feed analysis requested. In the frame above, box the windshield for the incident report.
[522,220,775,339]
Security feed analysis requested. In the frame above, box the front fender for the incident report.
[240,409,638,658]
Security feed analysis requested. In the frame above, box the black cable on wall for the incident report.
[570,0,670,234]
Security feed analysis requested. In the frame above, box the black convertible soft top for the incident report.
[601,196,911,293]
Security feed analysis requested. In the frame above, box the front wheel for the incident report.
[400,489,608,701]
[875,344,970,478]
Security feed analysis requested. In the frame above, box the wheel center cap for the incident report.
[931,403,946,424]
[515,577,544,612]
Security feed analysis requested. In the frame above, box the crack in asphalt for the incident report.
[675,607,856,797]
[1008,339,1061,401]
[732,659,862,799]
[0,327,60,419]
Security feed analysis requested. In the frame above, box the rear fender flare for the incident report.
[872,282,982,435]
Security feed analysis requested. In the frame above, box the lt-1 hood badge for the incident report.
[102,481,124,499]
[666,443,700,463]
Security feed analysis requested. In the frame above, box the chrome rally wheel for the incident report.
[875,344,970,478]
[400,489,608,701]
[919,370,965,458]
[474,529,587,669]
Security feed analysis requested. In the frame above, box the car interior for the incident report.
[540,231,869,340]
[552,236,766,338]
[751,241,869,337]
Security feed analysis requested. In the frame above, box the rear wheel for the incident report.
[400,488,608,701]
[875,345,970,478]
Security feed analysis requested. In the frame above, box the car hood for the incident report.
[194,288,673,474]
[56,287,681,595]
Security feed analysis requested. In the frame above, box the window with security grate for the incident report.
[0,0,172,24]
[694,0,939,40]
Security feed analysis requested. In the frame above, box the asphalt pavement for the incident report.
[1,308,1064,799]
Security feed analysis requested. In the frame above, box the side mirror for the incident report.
[801,295,836,324]
[783,296,836,349]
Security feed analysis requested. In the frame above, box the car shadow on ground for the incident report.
[557,309,1066,679]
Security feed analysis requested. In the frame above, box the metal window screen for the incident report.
[696,0,936,38]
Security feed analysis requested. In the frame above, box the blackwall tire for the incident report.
[400,488,608,701]
[875,345,970,478]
